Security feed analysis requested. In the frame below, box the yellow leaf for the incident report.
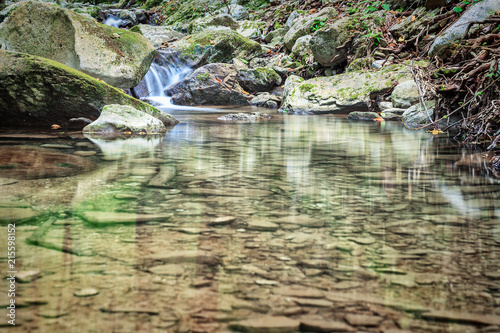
[398,36,405,42]
[431,129,441,135]
[411,15,416,22]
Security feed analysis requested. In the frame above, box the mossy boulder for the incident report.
[283,7,336,51]
[165,63,251,106]
[0,1,155,89]
[187,14,239,34]
[136,24,185,48]
[83,105,167,135]
[237,20,266,39]
[390,80,420,108]
[174,28,263,66]
[291,35,313,65]
[402,101,435,129]
[215,4,249,20]
[389,7,439,41]
[281,64,413,114]
[310,16,354,67]
[0,50,178,128]
[236,67,282,93]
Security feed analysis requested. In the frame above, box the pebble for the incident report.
[16,270,41,283]
[246,220,279,232]
[74,288,99,297]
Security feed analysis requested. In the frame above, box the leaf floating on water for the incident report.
[431,129,443,135]
[51,124,61,130]
[374,117,385,122]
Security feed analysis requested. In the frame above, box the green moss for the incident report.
[129,25,143,35]
[299,83,316,93]
[196,72,211,82]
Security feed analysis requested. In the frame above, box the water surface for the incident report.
[1,110,500,332]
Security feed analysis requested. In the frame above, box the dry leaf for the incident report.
[51,124,61,130]
[431,129,441,135]
[398,36,405,42]
[374,117,385,122]
[411,15,416,22]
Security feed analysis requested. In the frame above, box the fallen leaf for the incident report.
[215,77,222,83]
[374,117,385,122]
[398,36,405,42]
[411,15,416,22]
[51,124,61,130]
[431,129,442,135]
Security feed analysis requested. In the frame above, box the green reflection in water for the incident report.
[1,113,500,332]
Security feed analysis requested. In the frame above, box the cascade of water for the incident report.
[103,15,124,28]
[138,51,192,107]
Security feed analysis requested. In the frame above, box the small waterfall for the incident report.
[103,15,124,28]
[136,51,192,107]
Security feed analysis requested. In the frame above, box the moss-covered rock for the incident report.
[281,64,413,114]
[236,67,282,93]
[0,1,155,89]
[83,104,167,135]
[0,50,178,128]
[187,14,239,34]
[283,7,336,51]
[166,63,250,106]
[291,35,313,65]
[310,16,354,67]
[174,28,263,66]
[389,7,439,41]
[237,20,266,39]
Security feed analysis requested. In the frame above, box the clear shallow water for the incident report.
[1,111,500,332]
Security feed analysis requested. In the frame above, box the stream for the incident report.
[1,55,500,333]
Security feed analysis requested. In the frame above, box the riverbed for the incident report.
[1,108,500,332]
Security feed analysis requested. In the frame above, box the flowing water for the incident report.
[2,60,500,333]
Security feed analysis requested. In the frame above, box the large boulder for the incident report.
[174,28,263,66]
[83,105,167,135]
[281,64,413,114]
[310,16,354,67]
[429,0,500,57]
[166,63,251,106]
[291,35,313,65]
[0,50,178,128]
[0,1,155,89]
[283,7,336,51]
[135,24,185,48]
[236,67,282,93]
[187,14,239,34]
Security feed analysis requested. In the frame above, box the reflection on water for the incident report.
[1,112,500,332]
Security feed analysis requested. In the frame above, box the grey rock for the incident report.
[215,4,249,20]
[378,101,394,110]
[136,24,184,48]
[429,0,500,57]
[284,7,337,51]
[310,16,353,67]
[187,14,238,34]
[391,80,420,108]
[402,101,435,129]
[83,105,167,135]
[166,63,250,106]
[390,7,439,41]
[249,93,281,108]
[237,67,282,93]
[237,20,266,39]
[74,288,99,297]
[347,111,381,121]
[282,64,412,114]
[282,75,304,101]
[0,1,155,89]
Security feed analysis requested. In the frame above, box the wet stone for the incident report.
[246,220,279,232]
[300,317,356,332]
[292,298,333,307]
[74,288,99,297]
[274,286,325,299]
[149,264,185,276]
[229,316,300,333]
[344,313,384,326]
[16,270,42,283]
[209,216,236,226]
[80,211,171,225]
[0,207,41,223]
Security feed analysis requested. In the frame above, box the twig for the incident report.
[410,60,436,130]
